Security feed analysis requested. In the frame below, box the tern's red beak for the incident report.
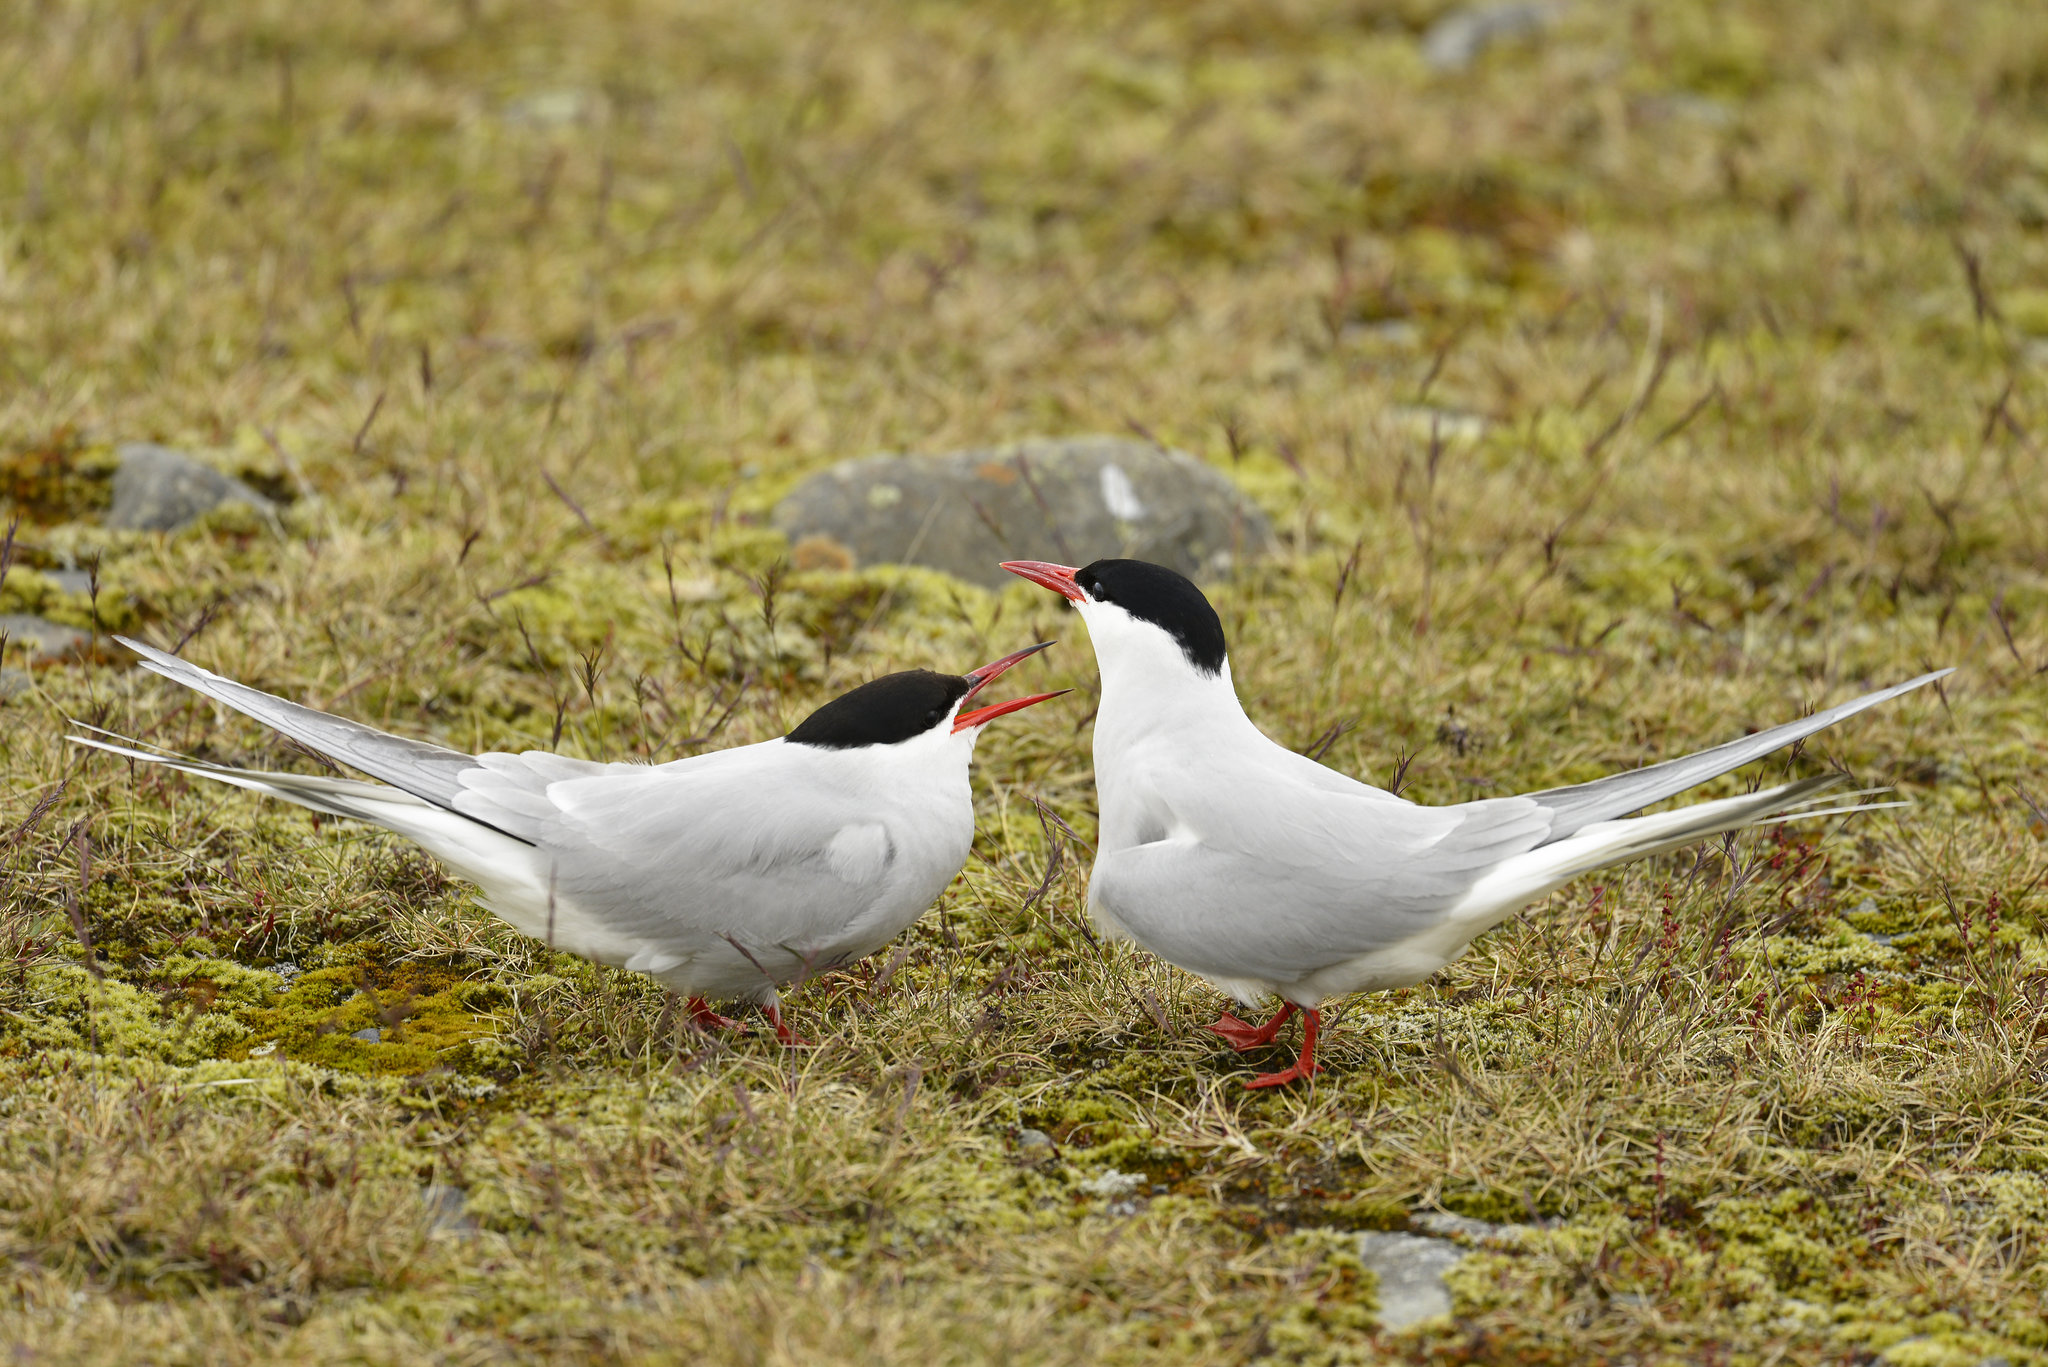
[954,640,1067,732]
[953,689,1069,732]
[1001,560,1085,602]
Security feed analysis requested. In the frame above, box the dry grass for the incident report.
[1,0,2047,1361]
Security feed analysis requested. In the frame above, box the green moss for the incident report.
[1703,1188,1858,1298]
[1258,1230,1381,1362]
[240,955,510,1077]
[5,964,250,1065]
[0,437,117,524]
[1760,923,1906,977]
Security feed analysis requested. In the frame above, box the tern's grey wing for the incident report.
[1093,795,1554,983]
[459,745,939,978]
[1524,669,1951,842]
[118,635,486,811]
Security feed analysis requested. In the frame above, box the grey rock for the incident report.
[107,442,274,533]
[1422,3,1557,72]
[773,436,1273,590]
[1389,404,1490,442]
[1077,1168,1145,1198]
[1342,319,1422,347]
[1637,93,1735,127]
[0,614,88,661]
[352,1026,382,1043]
[422,1183,479,1237]
[44,569,94,597]
[1355,1231,1468,1329]
[502,89,603,128]
[1017,1128,1054,1150]
[1410,1210,1520,1242]
[0,668,31,701]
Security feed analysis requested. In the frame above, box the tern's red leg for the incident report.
[765,1003,813,1048]
[1244,1008,1322,1089]
[1207,1002,1297,1052]
[684,997,745,1032]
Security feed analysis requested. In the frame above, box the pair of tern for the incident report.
[76,559,1945,1083]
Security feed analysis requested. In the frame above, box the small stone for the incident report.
[1077,1168,1145,1198]
[1421,3,1557,72]
[1017,1128,1054,1150]
[422,1183,479,1237]
[1355,1231,1467,1330]
[1342,319,1421,347]
[773,436,1273,590]
[106,442,275,533]
[352,1027,382,1043]
[502,89,602,128]
[1409,1210,1524,1243]
[1389,405,1490,442]
[1637,93,1736,126]
[0,614,89,662]
[44,569,94,597]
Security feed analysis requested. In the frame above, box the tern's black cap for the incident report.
[786,670,971,749]
[1076,559,1228,675]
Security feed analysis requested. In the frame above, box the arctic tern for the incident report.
[1005,557,1948,1087]
[75,636,1066,1042]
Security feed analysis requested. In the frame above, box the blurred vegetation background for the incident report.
[0,1,2045,1362]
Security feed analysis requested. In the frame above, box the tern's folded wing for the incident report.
[1093,793,1555,983]
[452,744,916,955]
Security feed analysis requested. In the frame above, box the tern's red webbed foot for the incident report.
[766,1004,813,1048]
[1207,1003,1297,1052]
[1239,1007,1322,1089]
[684,997,746,1033]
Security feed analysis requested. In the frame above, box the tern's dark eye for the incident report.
[925,707,942,727]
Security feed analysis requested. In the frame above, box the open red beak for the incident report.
[953,689,1069,732]
[954,640,1068,732]
[1001,560,1085,602]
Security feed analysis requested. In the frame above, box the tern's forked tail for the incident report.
[1450,775,1907,929]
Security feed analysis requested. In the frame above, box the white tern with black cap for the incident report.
[75,637,1067,1042]
[1005,557,1949,1088]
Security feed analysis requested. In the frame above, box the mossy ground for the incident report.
[2,0,2047,1361]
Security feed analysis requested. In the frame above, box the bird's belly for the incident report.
[1294,920,1484,1001]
